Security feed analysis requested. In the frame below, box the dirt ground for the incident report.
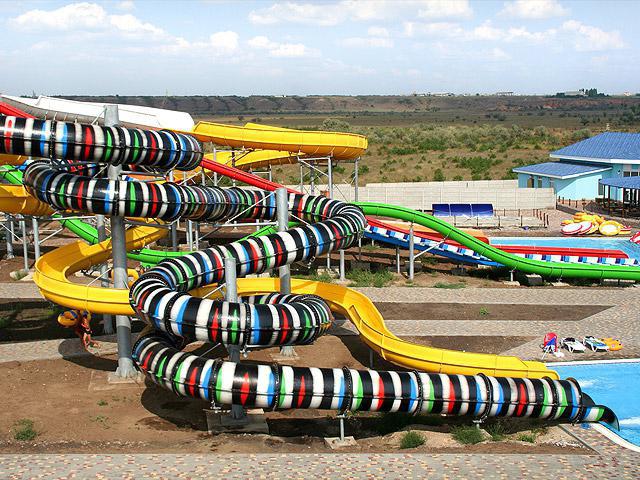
[374,302,610,321]
[0,336,589,454]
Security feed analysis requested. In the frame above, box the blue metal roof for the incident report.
[551,132,640,162]
[512,161,611,179]
[600,176,640,189]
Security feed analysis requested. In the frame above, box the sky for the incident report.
[0,0,638,96]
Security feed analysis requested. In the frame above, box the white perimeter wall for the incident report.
[294,180,556,210]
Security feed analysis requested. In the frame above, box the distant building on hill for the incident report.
[513,132,640,201]
[495,91,514,96]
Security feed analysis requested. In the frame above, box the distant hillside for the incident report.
[56,95,640,118]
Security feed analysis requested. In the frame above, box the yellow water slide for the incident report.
[0,184,53,216]
[188,121,367,163]
[32,227,557,379]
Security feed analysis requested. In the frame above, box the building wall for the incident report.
[517,161,630,201]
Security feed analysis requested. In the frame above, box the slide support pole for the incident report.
[20,217,28,270]
[339,249,345,282]
[409,224,415,281]
[106,105,135,378]
[276,188,295,357]
[354,157,359,202]
[5,217,14,259]
[168,171,179,252]
[396,246,401,275]
[96,214,113,334]
[31,217,40,261]
[224,256,245,420]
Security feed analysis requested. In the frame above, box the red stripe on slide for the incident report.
[447,378,456,413]
[377,376,385,411]
[297,375,306,408]
[516,383,527,416]
[83,126,93,161]
[3,118,13,152]
[188,367,199,397]
[241,372,250,405]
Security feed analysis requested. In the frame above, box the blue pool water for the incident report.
[491,236,640,259]
[554,361,640,446]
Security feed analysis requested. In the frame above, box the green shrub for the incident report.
[479,307,489,316]
[452,425,484,445]
[432,168,446,182]
[517,432,536,443]
[433,282,466,289]
[400,431,425,449]
[13,419,37,441]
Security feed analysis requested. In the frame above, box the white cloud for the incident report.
[109,14,164,36]
[10,2,107,31]
[248,35,312,57]
[209,31,240,54]
[342,37,393,48]
[10,2,164,38]
[500,0,568,19]
[404,20,555,44]
[418,0,472,20]
[116,1,135,11]
[342,25,393,48]
[488,47,511,61]
[248,1,471,26]
[562,20,625,51]
[368,26,389,37]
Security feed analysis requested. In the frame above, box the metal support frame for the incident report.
[339,249,345,281]
[96,214,113,334]
[31,217,40,261]
[224,256,246,420]
[408,224,415,281]
[105,105,136,378]
[20,217,28,271]
[276,187,295,357]
[5,217,14,259]
[167,170,179,252]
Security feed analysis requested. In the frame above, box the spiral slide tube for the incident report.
[0,115,618,426]
[134,335,617,427]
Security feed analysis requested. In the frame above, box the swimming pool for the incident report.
[491,236,640,259]
[553,360,640,447]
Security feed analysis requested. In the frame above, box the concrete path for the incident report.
[0,427,637,479]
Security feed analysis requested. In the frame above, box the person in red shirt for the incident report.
[58,309,100,351]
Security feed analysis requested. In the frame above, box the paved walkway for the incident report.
[1,283,639,477]
[0,427,638,479]
[357,286,640,361]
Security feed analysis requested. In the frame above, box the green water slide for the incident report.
[3,164,639,280]
[357,202,640,281]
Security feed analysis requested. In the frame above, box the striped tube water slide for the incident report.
[0,114,618,427]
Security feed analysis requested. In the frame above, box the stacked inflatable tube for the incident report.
[0,115,618,427]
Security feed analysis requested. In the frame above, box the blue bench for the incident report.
[432,203,494,217]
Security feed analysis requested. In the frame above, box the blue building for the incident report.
[513,132,640,201]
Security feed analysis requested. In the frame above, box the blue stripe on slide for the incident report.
[201,366,212,401]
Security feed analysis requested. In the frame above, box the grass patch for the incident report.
[13,419,37,441]
[97,399,108,406]
[91,415,110,429]
[484,421,506,442]
[347,269,393,288]
[451,425,485,445]
[517,432,537,443]
[479,307,490,316]
[400,431,425,449]
[433,282,466,289]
